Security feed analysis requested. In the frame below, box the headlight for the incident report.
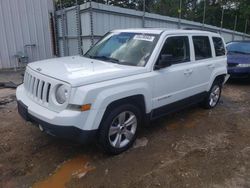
[55,85,69,104]
[237,64,250,68]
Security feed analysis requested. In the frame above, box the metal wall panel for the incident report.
[81,38,93,53]
[66,9,77,37]
[221,32,233,42]
[234,35,244,41]
[92,12,143,36]
[145,19,179,28]
[68,39,79,55]
[81,12,91,36]
[0,0,54,69]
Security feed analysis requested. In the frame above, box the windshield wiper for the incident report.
[85,54,134,66]
[87,55,120,64]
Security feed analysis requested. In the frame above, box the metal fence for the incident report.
[56,2,250,57]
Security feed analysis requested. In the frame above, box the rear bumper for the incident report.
[17,100,97,144]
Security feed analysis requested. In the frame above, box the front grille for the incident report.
[24,71,51,103]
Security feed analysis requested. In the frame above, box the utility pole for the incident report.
[202,0,206,28]
[178,0,182,29]
[220,7,224,29]
[233,14,238,41]
[60,0,62,9]
[142,0,145,28]
[233,15,238,31]
[244,19,248,40]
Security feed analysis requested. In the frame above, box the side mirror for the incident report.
[155,54,172,70]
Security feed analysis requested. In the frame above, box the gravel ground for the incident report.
[0,79,250,188]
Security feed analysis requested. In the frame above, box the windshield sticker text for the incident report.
[134,35,155,42]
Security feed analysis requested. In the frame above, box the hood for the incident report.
[227,53,250,64]
[28,56,147,87]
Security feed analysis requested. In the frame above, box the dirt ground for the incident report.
[0,79,250,188]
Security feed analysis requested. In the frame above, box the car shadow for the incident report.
[227,77,250,85]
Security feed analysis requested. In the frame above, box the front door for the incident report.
[152,35,196,111]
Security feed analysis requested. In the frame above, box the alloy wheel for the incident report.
[108,111,137,148]
[209,85,221,107]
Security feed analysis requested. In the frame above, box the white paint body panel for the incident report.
[16,29,228,132]
[28,56,147,87]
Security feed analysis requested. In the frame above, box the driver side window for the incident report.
[159,36,190,65]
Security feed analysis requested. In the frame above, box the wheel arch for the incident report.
[214,74,227,85]
[103,94,146,120]
[83,83,151,130]
[208,73,227,91]
[96,94,147,131]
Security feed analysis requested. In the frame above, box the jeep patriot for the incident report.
[17,29,229,154]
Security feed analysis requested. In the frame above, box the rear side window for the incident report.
[159,36,190,64]
[212,37,225,56]
[192,36,212,60]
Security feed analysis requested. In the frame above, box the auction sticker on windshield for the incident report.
[134,35,155,42]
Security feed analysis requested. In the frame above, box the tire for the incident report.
[98,104,142,155]
[202,81,222,109]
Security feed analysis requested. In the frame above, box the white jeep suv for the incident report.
[16,29,228,154]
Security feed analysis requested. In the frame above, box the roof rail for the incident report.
[182,27,220,33]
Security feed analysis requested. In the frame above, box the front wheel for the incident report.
[98,104,141,155]
[202,82,222,109]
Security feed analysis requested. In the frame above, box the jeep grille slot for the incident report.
[23,71,51,103]
[35,79,40,97]
[46,84,51,103]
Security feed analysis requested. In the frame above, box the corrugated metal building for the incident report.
[56,2,250,56]
[0,0,54,69]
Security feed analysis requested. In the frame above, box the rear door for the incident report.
[191,35,215,92]
[211,36,227,81]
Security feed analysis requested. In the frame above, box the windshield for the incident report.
[84,32,159,66]
[227,42,250,54]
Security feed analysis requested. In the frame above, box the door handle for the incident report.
[207,64,215,69]
[184,69,193,75]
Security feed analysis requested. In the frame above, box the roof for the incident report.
[112,28,218,35]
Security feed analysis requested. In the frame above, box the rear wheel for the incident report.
[202,81,222,109]
[98,104,141,155]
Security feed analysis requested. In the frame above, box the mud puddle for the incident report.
[33,155,95,188]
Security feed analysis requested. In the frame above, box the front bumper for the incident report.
[17,100,97,143]
[228,67,250,78]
